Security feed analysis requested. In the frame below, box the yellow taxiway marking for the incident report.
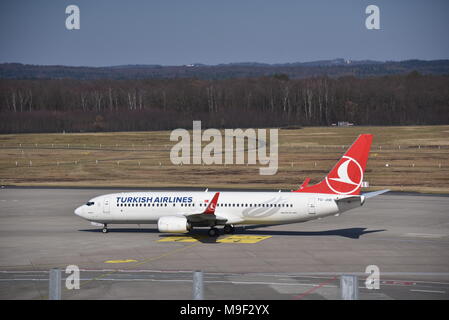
[157,235,272,243]
[104,259,138,264]
[217,235,272,244]
[34,242,200,300]
[158,236,203,243]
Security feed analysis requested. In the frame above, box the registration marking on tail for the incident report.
[217,235,272,244]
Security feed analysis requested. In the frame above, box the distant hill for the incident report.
[1,59,448,80]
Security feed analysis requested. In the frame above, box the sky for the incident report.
[0,0,448,66]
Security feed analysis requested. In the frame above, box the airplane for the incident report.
[74,134,389,237]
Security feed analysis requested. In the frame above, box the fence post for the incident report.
[340,274,358,300]
[49,268,61,300]
[193,270,204,300]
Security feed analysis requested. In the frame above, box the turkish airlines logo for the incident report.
[325,156,363,195]
[209,203,216,210]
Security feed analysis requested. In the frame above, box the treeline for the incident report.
[2,59,449,80]
[0,72,448,133]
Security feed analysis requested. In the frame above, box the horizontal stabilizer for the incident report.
[334,195,364,213]
[362,189,390,199]
[334,196,361,204]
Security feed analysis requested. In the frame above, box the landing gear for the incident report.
[208,227,219,237]
[223,224,235,234]
[102,224,108,233]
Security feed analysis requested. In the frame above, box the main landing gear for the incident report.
[223,224,235,234]
[102,224,108,233]
[208,227,219,237]
[208,224,235,237]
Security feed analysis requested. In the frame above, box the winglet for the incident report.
[203,192,220,215]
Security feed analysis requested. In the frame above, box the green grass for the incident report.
[0,125,448,193]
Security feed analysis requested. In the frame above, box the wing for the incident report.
[184,192,228,226]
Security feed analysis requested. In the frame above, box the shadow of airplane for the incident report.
[79,228,221,243]
[79,227,385,240]
[158,233,221,244]
[79,228,159,234]
[236,226,386,239]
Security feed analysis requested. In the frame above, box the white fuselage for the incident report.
[74,191,360,226]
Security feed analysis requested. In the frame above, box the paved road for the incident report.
[0,187,448,299]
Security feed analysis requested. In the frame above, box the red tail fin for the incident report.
[293,134,373,195]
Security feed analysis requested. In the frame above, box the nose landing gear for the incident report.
[102,224,108,233]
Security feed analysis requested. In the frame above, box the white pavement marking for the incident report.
[410,289,446,294]
[404,233,447,238]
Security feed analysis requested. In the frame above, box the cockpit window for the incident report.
[86,201,95,206]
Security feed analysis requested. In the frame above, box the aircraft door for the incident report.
[307,198,316,214]
[103,197,110,214]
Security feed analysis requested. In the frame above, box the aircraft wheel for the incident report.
[223,224,235,234]
[208,227,219,237]
[102,225,108,233]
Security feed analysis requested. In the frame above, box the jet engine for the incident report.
[157,216,191,233]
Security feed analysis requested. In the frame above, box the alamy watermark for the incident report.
[65,265,80,290]
[365,5,380,30]
[64,4,379,31]
[170,121,278,175]
[65,5,80,30]
[365,265,380,289]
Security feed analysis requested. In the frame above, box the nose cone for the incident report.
[74,206,84,218]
